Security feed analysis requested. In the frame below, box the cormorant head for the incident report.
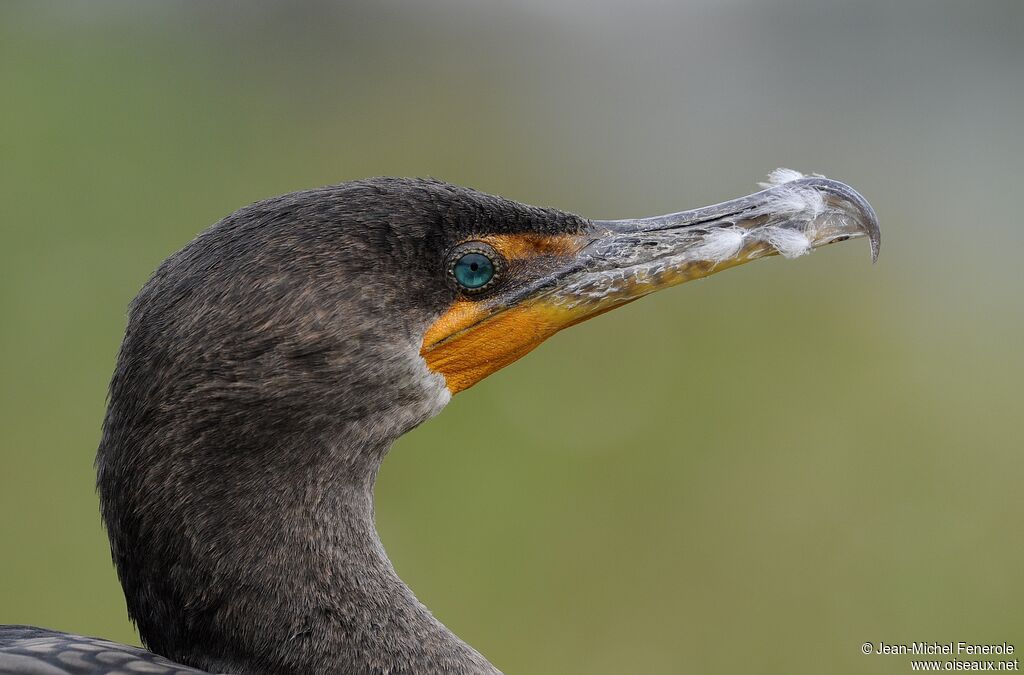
[104,172,877,457]
[95,172,877,669]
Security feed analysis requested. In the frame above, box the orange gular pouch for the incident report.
[420,300,572,394]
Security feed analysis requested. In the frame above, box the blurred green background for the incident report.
[1,1,1021,673]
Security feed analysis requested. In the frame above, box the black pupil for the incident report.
[453,252,495,290]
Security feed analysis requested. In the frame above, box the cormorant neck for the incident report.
[103,416,499,674]
[205,433,479,673]
[194,427,499,675]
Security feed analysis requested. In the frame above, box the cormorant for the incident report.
[0,170,879,674]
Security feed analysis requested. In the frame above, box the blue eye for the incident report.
[448,243,502,294]
[453,253,494,289]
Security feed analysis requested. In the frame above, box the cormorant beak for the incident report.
[422,174,880,393]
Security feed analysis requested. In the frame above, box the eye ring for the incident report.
[446,241,504,295]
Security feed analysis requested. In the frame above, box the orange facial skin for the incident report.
[420,233,586,393]
[421,300,572,393]
[480,233,581,260]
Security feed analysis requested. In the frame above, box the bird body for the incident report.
[0,174,878,674]
[0,627,208,674]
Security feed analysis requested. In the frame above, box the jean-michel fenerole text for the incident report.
[874,642,1015,656]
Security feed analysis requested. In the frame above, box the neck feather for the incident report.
[101,423,499,675]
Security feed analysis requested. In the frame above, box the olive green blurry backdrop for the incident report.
[2,2,1021,673]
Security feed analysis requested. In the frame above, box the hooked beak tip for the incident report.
[787,177,880,263]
